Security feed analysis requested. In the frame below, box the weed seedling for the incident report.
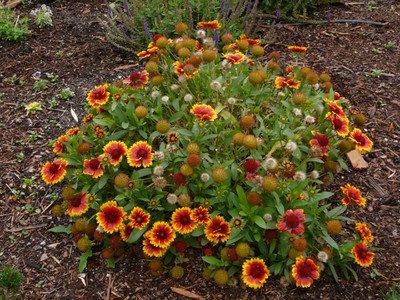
[59,88,75,99]
[33,79,49,92]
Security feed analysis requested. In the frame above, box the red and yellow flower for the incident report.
[288,45,308,53]
[83,156,104,178]
[148,221,176,248]
[137,46,159,59]
[127,141,153,168]
[120,223,134,242]
[276,209,305,236]
[96,200,127,234]
[349,128,373,153]
[128,207,150,230]
[291,256,320,288]
[351,242,375,267]
[171,207,197,234]
[197,20,220,29]
[123,70,149,89]
[355,222,374,243]
[86,84,110,108]
[41,158,69,185]
[274,76,301,89]
[191,207,210,225]
[340,183,366,207]
[67,192,89,217]
[65,127,80,137]
[190,104,217,121]
[103,140,128,165]
[238,34,261,45]
[142,231,168,257]
[83,113,93,123]
[327,113,350,137]
[204,216,231,244]
[167,132,179,144]
[242,258,270,289]
[326,99,346,119]
[52,135,68,154]
[222,52,246,64]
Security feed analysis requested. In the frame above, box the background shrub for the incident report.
[104,0,261,53]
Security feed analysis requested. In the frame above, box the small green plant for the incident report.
[15,152,25,163]
[30,4,53,28]
[33,79,49,91]
[372,48,382,54]
[4,74,19,85]
[24,101,42,115]
[27,131,43,143]
[0,266,24,300]
[0,8,30,41]
[16,203,40,214]
[59,88,75,99]
[384,283,400,300]
[45,72,59,82]
[48,98,58,108]
[365,69,384,78]
[367,0,377,11]
[384,41,395,49]
[22,176,38,188]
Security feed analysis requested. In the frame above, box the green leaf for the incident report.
[128,227,147,243]
[169,111,184,123]
[326,205,347,218]
[48,225,71,234]
[236,185,250,213]
[253,215,267,229]
[327,261,338,282]
[322,232,339,250]
[226,227,243,245]
[106,258,116,268]
[78,249,92,273]
[202,256,224,266]
[313,191,334,202]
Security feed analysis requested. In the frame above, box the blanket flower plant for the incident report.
[43,20,375,289]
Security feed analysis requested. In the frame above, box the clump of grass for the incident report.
[0,266,24,300]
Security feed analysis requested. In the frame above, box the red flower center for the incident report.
[180,216,189,224]
[49,163,60,174]
[135,216,143,222]
[94,89,104,99]
[358,247,367,258]
[250,264,264,278]
[285,214,300,228]
[158,231,165,238]
[136,148,148,158]
[89,159,100,169]
[111,148,122,158]
[70,196,81,207]
[105,210,120,223]
[299,263,312,277]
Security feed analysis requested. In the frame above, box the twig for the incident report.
[5,223,48,232]
[266,19,388,27]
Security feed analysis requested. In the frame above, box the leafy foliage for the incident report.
[43,21,375,288]
[0,8,29,41]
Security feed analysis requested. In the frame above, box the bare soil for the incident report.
[0,0,399,299]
